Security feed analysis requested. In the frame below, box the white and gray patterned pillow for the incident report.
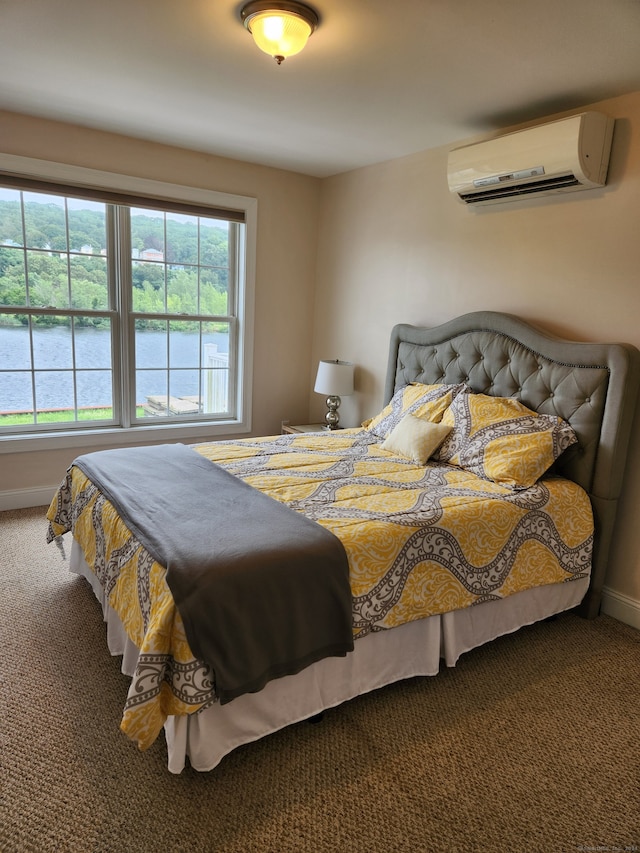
[363,383,467,440]
[432,392,578,489]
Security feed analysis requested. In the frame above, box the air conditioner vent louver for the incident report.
[460,174,581,204]
[447,112,614,207]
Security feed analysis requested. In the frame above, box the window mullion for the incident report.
[112,206,134,427]
[63,200,79,422]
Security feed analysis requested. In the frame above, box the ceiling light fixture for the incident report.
[240,1,319,65]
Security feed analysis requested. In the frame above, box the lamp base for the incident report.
[323,395,341,430]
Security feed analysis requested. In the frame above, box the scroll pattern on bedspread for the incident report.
[46,428,593,750]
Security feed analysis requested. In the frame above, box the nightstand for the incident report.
[281,422,327,434]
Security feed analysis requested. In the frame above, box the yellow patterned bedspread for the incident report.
[46,428,593,750]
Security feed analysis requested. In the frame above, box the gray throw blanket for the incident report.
[73,443,354,703]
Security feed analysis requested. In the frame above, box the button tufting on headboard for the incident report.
[386,317,621,496]
[383,311,640,620]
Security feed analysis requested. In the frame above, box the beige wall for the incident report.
[0,111,321,496]
[310,90,640,605]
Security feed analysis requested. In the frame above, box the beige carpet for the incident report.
[1,506,639,853]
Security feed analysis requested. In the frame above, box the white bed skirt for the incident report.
[70,538,589,774]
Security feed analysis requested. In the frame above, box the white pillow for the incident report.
[380,415,453,465]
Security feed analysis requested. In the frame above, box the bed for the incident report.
[46,310,640,773]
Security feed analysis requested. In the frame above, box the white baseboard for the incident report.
[0,486,56,512]
[601,586,640,630]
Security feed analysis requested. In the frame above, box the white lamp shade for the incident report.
[314,360,354,397]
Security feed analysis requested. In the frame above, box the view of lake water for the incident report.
[0,326,229,411]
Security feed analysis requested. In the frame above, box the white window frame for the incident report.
[0,154,256,455]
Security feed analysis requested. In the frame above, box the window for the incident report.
[0,158,256,449]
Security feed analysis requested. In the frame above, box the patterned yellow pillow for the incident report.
[363,383,466,440]
[433,393,578,489]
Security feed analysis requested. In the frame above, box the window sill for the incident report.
[0,419,251,455]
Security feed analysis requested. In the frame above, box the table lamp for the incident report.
[314,359,354,430]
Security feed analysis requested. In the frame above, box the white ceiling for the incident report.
[2,0,640,178]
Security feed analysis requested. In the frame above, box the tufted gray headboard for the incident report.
[384,311,640,618]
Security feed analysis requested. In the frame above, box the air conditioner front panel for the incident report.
[447,112,614,205]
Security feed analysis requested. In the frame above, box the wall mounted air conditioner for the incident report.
[447,111,614,206]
